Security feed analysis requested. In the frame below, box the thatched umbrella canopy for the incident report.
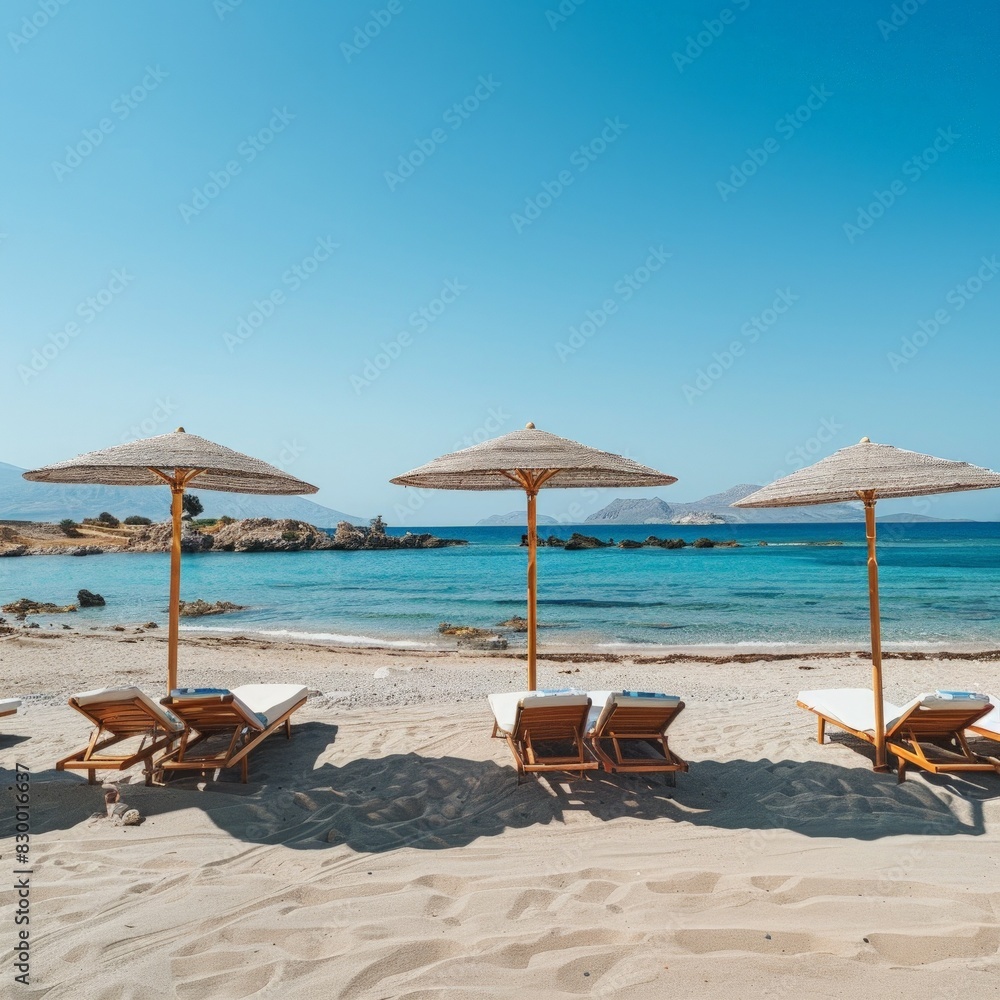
[24,428,318,693]
[735,437,1000,771]
[391,422,677,689]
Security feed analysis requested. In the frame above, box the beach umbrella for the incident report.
[390,422,677,690]
[22,428,318,693]
[733,437,1000,771]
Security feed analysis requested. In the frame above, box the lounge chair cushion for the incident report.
[168,684,306,728]
[798,689,904,735]
[799,688,990,735]
[231,684,308,727]
[970,696,1000,736]
[586,690,682,733]
[488,691,590,736]
[0,698,21,715]
[73,686,183,732]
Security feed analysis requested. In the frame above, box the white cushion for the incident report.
[72,686,183,732]
[586,690,681,734]
[799,688,990,735]
[798,688,905,735]
[231,684,307,727]
[970,696,1000,736]
[0,698,21,716]
[488,691,590,736]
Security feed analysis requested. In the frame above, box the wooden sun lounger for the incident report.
[0,698,22,719]
[57,687,183,786]
[798,688,999,783]
[156,684,307,783]
[489,692,599,780]
[586,690,689,777]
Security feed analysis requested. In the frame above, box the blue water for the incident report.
[3,524,1000,650]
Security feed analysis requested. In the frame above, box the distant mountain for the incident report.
[477,510,559,526]
[581,484,953,524]
[877,513,970,523]
[0,461,364,527]
[694,483,866,524]
[585,498,675,524]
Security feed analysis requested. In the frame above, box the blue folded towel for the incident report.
[622,690,676,699]
[170,687,231,698]
[935,690,989,701]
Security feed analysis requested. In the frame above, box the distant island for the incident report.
[477,510,560,526]
[480,484,965,525]
[0,515,466,556]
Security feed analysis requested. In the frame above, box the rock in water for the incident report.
[2,598,78,618]
[77,589,106,607]
[496,616,529,631]
[178,599,247,618]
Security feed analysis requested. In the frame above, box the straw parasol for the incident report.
[734,437,1000,771]
[391,422,677,689]
[23,428,318,693]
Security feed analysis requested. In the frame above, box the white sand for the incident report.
[3,630,1000,998]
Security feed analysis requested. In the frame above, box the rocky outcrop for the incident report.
[77,589,106,607]
[127,523,215,553]
[644,536,687,549]
[177,599,247,617]
[0,516,464,555]
[439,622,508,650]
[496,616,528,632]
[211,518,333,552]
[519,533,615,549]
[2,598,78,619]
[519,534,572,547]
[331,516,466,551]
[564,533,615,550]
[618,539,643,548]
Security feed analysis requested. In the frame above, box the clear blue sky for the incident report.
[2,1,998,524]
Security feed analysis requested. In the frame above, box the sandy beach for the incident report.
[3,630,1000,998]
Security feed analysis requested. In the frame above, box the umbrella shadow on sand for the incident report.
[13,721,999,849]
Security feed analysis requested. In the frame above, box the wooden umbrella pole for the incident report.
[167,482,184,695]
[149,466,203,695]
[525,487,538,691]
[862,493,888,772]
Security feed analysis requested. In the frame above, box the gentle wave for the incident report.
[180,625,438,649]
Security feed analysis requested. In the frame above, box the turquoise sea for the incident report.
[2,524,1000,651]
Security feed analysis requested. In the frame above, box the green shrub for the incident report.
[124,515,152,526]
[281,531,300,542]
[58,518,79,537]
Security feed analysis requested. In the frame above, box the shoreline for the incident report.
[6,623,1000,662]
[6,623,1000,663]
